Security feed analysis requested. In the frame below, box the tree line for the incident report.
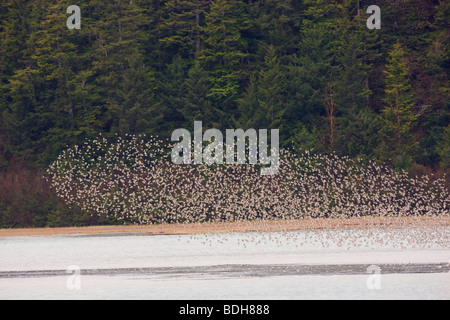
[0,0,448,227]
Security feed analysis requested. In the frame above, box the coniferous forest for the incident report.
[0,0,449,228]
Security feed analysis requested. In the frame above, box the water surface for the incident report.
[1,226,449,299]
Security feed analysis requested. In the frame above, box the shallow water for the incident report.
[1,273,449,300]
[0,226,449,299]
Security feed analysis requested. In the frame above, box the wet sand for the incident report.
[0,216,448,237]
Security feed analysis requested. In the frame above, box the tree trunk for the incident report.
[195,12,201,56]
[324,81,336,152]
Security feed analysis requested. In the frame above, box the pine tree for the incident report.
[285,25,332,150]
[86,0,149,116]
[0,0,32,112]
[377,41,418,168]
[109,50,156,136]
[199,0,249,108]
[436,125,450,173]
[302,0,354,33]
[239,45,285,130]
[237,74,259,130]
[159,0,211,59]
[322,76,337,152]
[249,0,302,56]
[338,108,380,158]
[414,0,450,167]
[333,12,380,157]
[0,0,61,162]
[34,2,78,131]
[24,1,103,163]
[181,62,216,127]
[156,56,189,136]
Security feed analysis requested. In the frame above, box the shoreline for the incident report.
[0,216,448,238]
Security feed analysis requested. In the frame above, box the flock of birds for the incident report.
[45,134,449,249]
[181,225,450,250]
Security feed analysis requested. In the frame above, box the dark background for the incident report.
[0,0,448,227]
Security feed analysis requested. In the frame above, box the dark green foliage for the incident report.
[239,45,286,130]
[0,0,448,227]
[437,125,450,173]
[377,41,419,168]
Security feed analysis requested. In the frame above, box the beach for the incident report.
[1,215,449,300]
[1,216,448,237]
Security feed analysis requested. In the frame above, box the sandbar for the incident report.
[0,216,448,237]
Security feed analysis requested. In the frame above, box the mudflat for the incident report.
[0,216,448,237]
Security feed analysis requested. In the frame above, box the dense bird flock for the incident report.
[46,134,449,228]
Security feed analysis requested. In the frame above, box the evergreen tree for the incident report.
[283,121,319,153]
[0,0,32,115]
[377,41,418,168]
[181,62,216,127]
[33,2,79,138]
[109,50,157,136]
[333,13,381,157]
[338,108,380,159]
[1,0,42,155]
[436,125,450,173]
[199,0,249,114]
[239,45,285,130]
[414,0,450,167]
[322,75,338,152]
[237,73,259,130]
[0,0,448,227]
[302,0,354,34]
[285,25,332,152]
[156,56,189,136]
[159,0,211,59]
[249,0,302,56]
[85,0,150,125]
